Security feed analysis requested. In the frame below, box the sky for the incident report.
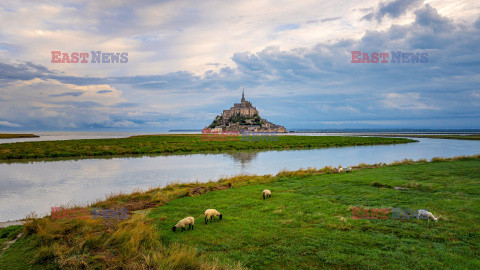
[0,0,479,131]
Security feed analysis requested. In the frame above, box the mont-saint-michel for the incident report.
[205,91,287,133]
[2,1,479,269]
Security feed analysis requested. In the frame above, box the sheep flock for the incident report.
[171,166,440,233]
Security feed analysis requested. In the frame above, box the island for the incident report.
[205,90,287,133]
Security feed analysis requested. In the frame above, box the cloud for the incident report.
[305,17,342,24]
[275,24,300,32]
[49,91,84,97]
[0,61,48,81]
[97,90,112,94]
[321,17,342,23]
[0,120,21,127]
[382,93,438,110]
[414,4,453,32]
[362,0,423,22]
[0,1,479,130]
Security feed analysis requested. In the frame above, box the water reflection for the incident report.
[224,151,259,167]
[1,138,480,222]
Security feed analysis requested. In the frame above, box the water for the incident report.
[0,131,164,144]
[2,131,476,144]
[0,137,479,222]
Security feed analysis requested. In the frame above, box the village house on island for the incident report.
[205,90,287,133]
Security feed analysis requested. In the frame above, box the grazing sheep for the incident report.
[263,189,272,200]
[417,209,438,222]
[338,166,344,173]
[204,209,222,224]
[172,217,194,232]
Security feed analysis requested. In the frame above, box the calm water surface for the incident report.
[0,131,167,144]
[1,137,479,221]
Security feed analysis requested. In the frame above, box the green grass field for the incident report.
[0,135,414,161]
[1,156,478,269]
[151,159,480,269]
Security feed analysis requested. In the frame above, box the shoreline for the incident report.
[1,154,479,268]
[2,154,478,224]
[0,135,415,162]
[0,220,25,229]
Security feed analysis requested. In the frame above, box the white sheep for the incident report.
[263,189,272,200]
[338,166,344,173]
[417,209,438,222]
[204,209,222,224]
[172,216,195,232]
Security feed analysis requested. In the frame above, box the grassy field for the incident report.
[0,155,479,269]
[152,158,480,269]
[0,225,23,251]
[0,135,414,161]
[0,134,38,139]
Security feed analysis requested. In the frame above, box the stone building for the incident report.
[222,90,259,120]
[206,90,287,133]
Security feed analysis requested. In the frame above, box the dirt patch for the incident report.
[1,233,22,254]
[122,201,157,212]
[370,182,393,188]
[189,186,208,195]
[189,183,232,195]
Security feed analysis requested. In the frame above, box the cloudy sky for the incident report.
[1,0,479,131]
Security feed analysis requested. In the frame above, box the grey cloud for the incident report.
[414,4,453,32]
[97,90,113,94]
[0,61,47,81]
[362,12,375,21]
[363,0,423,22]
[113,102,138,108]
[52,100,104,108]
[1,4,480,130]
[305,17,342,24]
[358,7,374,12]
[24,62,54,74]
[321,17,342,23]
[49,91,84,97]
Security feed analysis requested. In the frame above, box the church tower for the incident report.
[241,88,245,103]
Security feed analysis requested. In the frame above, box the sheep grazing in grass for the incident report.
[204,209,222,224]
[338,166,344,173]
[417,209,438,222]
[172,217,195,232]
[263,189,272,200]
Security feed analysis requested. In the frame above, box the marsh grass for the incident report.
[152,156,480,269]
[0,135,415,162]
[1,154,479,269]
[0,225,23,252]
[0,134,38,139]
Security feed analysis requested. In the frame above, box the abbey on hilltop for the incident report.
[206,90,287,133]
